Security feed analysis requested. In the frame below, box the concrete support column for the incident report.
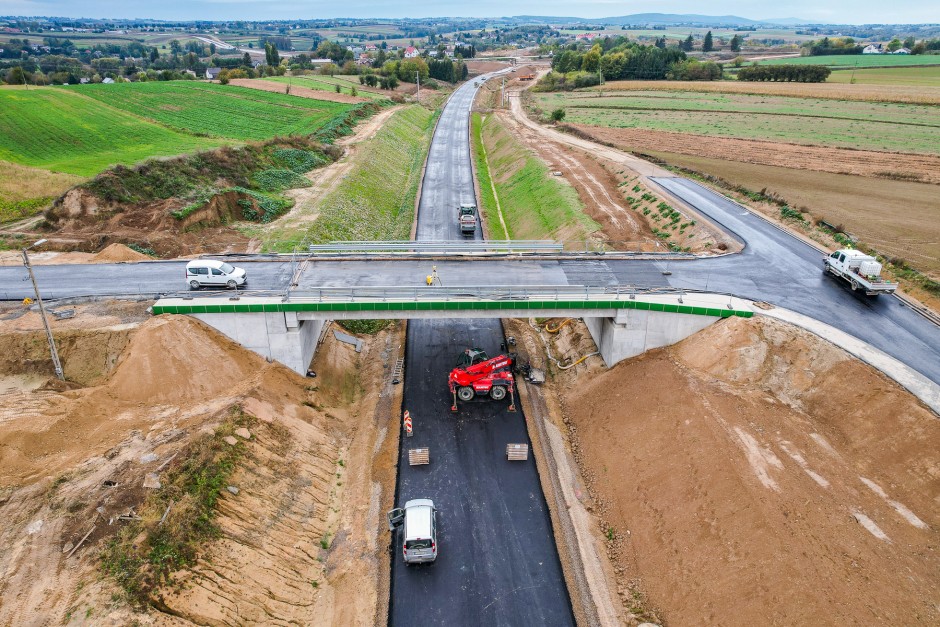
[192,312,324,375]
[584,309,719,367]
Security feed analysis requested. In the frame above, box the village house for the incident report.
[404,46,419,58]
[205,67,222,80]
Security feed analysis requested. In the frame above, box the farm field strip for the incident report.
[539,91,938,126]
[826,66,940,87]
[590,80,940,105]
[0,87,222,175]
[536,92,940,154]
[752,53,940,67]
[67,82,355,141]
[264,75,389,100]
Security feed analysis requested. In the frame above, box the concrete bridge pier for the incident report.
[584,308,720,367]
[193,311,324,375]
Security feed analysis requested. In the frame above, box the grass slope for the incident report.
[261,105,436,251]
[472,112,599,242]
[0,87,220,175]
[68,81,356,141]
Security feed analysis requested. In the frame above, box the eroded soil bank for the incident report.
[0,309,402,625]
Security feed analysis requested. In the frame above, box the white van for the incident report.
[387,498,438,564]
[185,259,247,290]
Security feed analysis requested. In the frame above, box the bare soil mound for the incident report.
[90,243,152,263]
[0,315,401,625]
[562,315,939,625]
[44,188,251,257]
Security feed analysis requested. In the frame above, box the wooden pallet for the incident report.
[506,444,529,461]
[391,358,404,384]
[408,448,430,466]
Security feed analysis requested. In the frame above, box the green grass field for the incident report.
[471,112,599,242]
[68,82,355,141]
[535,90,940,154]
[0,87,222,175]
[826,65,940,86]
[754,54,940,68]
[259,105,437,250]
[264,75,389,100]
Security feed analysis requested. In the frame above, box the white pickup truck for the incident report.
[824,249,897,296]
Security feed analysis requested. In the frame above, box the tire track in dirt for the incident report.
[495,103,651,244]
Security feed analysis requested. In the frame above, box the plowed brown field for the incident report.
[572,124,940,185]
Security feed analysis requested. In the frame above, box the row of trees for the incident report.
[737,64,831,82]
[552,42,688,81]
[804,35,939,55]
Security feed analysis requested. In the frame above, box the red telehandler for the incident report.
[448,348,517,412]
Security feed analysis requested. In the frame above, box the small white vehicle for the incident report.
[185,259,247,290]
[823,249,897,296]
[387,498,438,564]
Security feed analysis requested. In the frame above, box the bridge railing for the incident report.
[165,284,742,304]
[307,240,563,253]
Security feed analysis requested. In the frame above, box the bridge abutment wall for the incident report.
[193,311,323,375]
[584,309,719,367]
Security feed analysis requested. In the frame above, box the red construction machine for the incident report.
[448,348,516,412]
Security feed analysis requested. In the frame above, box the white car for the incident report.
[185,259,247,290]
[387,498,438,564]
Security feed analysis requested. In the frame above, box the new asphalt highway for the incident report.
[390,72,575,626]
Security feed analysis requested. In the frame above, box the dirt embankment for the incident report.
[39,187,255,258]
[500,88,736,253]
[0,313,403,625]
[552,315,939,625]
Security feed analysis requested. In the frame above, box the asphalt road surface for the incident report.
[390,72,575,626]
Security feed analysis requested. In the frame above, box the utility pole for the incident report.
[500,77,505,108]
[416,71,420,103]
[22,239,64,380]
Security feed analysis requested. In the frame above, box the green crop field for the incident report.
[535,91,940,154]
[264,75,390,100]
[753,54,940,68]
[67,82,355,141]
[0,87,222,175]
[826,65,940,87]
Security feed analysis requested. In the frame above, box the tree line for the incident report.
[736,65,831,82]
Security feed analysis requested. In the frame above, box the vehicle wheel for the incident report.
[189,280,200,290]
[457,387,475,401]
[227,279,237,289]
[850,279,859,291]
[489,385,507,401]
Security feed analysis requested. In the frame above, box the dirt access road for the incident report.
[504,89,736,252]
[246,104,402,252]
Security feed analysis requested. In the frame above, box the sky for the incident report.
[1,0,938,24]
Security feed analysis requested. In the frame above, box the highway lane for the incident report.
[390,72,575,626]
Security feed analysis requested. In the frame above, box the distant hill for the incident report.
[511,13,808,27]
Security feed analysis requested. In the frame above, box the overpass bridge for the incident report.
[153,285,753,374]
